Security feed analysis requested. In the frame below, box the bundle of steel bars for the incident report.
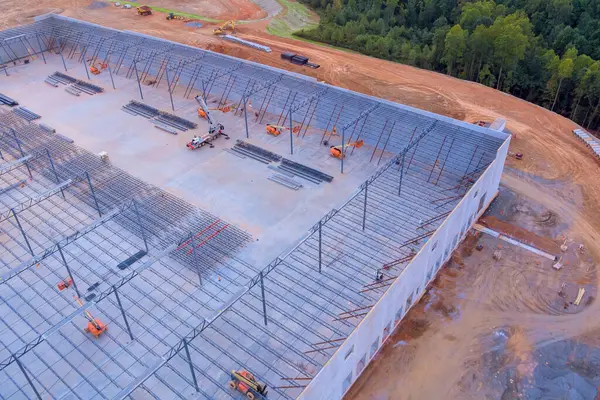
[12,106,40,121]
[0,93,18,107]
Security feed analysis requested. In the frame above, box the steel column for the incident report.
[57,243,80,298]
[341,128,345,174]
[13,210,34,256]
[35,34,46,64]
[183,338,200,392]
[113,286,134,341]
[107,55,116,90]
[85,172,102,217]
[260,271,268,326]
[14,354,42,400]
[81,46,91,80]
[244,97,249,139]
[165,64,175,111]
[46,150,65,199]
[11,129,32,179]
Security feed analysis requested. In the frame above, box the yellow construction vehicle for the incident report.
[166,12,191,21]
[137,5,152,16]
[74,296,107,338]
[213,20,236,35]
[330,140,364,159]
[229,370,268,400]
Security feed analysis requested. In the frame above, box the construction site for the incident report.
[0,13,512,400]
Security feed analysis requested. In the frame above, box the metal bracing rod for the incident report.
[34,33,46,64]
[318,220,322,273]
[427,135,447,182]
[258,85,276,124]
[362,182,368,231]
[165,64,176,111]
[12,210,34,256]
[56,38,68,71]
[46,149,65,198]
[106,54,116,89]
[234,80,253,114]
[243,96,250,139]
[398,152,406,197]
[434,136,455,185]
[57,243,81,297]
[377,121,396,165]
[341,128,346,174]
[13,353,42,400]
[243,74,283,103]
[184,64,203,98]
[370,120,388,162]
[289,109,294,155]
[340,103,379,132]
[10,129,32,178]
[289,88,328,115]
[351,116,369,155]
[188,232,203,286]
[133,200,149,252]
[204,61,244,96]
[281,91,297,127]
[325,104,345,144]
[217,73,234,108]
[0,199,135,287]
[277,90,293,125]
[80,45,91,80]
[133,59,144,100]
[113,285,134,341]
[462,144,479,180]
[0,180,73,223]
[85,172,102,217]
[301,97,319,138]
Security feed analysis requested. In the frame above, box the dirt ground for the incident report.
[5,1,600,398]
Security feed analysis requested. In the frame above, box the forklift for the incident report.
[229,369,268,400]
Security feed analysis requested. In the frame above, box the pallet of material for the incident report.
[155,115,189,131]
[229,146,270,163]
[44,77,59,87]
[117,250,147,270]
[12,107,41,121]
[154,121,178,135]
[268,174,302,190]
[0,93,18,107]
[276,164,321,184]
[65,86,81,96]
[52,71,77,84]
[235,140,282,162]
[281,158,333,182]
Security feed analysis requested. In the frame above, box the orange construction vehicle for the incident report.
[90,62,107,75]
[74,296,107,338]
[57,277,73,291]
[266,124,286,136]
[229,369,268,400]
[330,140,364,159]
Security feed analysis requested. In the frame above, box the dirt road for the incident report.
[4,2,600,398]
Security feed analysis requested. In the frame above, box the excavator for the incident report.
[229,369,268,400]
[330,140,364,159]
[74,296,107,338]
[266,124,286,136]
[187,95,230,149]
[213,20,236,35]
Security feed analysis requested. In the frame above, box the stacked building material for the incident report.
[222,35,271,52]
[65,86,81,96]
[12,107,41,121]
[122,100,196,132]
[73,80,104,94]
[234,140,282,162]
[0,93,18,106]
[122,100,160,118]
[153,121,178,135]
[47,72,104,95]
[281,158,333,183]
[50,71,77,84]
[39,123,56,133]
[573,128,600,159]
[156,113,196,130]
[268,173,303,190]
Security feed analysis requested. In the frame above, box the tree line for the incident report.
[296,0,600,130]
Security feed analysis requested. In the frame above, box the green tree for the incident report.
[491,14,530,89]
[551,57,574,110]
[443,24,467,76]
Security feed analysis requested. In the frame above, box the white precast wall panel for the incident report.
[298,137,510,400]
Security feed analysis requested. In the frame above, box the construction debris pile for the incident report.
[122,100,198,134]
[12,106,41,122]
[573,128,600,159]
[46,71,104,96]
[0,93,18,106]
[228,140,333,189]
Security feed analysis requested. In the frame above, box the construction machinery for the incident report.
[266,124,286,136]
[229,370,268,400]
[187,95,229,149]
[213,20,236,35]
[57,277,73,291]
[90,62,107,75]
[330,140,364,159]
[166,12,191,21]
[137,5,152,16]
[74,296,107,338]
[198,104,235,119]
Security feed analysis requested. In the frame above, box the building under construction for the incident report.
[0,14,510,400]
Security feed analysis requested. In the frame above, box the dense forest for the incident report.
[296,0,600,130]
